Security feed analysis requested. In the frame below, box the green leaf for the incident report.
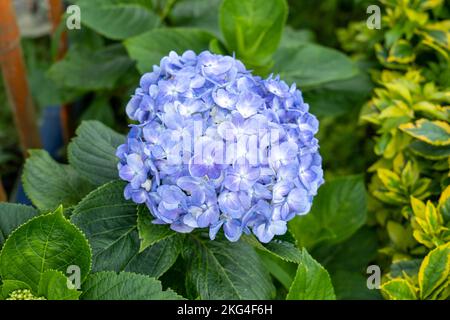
[71,181,180,278]
[0,206,92,292]
[0,203,38,246]
[242,233,302,263]
[377,169,402,192]
[37,270,81,300]
[286,248,335,300]
[137,206,177,252]
[331,270,382,300]
[439,186,450,221]
[81,271,183,300]
[312,227,378,274]
[0,280,32,299]
[390,259,422,278]
[289,175,367,248]
[76,0,160,40]
[68,121,125,186]
[124,233,183,279]
[381,279,417,300]
[388,39,416,64]
[209,38,229,55]
[71,181,139,272]
[400,119,450,146]
[418,243,450,299]
[303,72,372,117]
[219,0,288,71]
[48,44,134,90]
[387,220,413,252]
[125,28,215,74]
[80,96,115,129]
[311,227,382,300]
[184,234,275,299]
[279,26,315,48]
[273,43,358,88]
[409,139,450,160]
[171,0,221,34]
[258,251,297,290]
[22,150,93,211]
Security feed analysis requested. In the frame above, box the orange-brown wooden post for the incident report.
[48,0,68,60]
[0,178,6,202]
[48,0,71,143]
[0,0,42,156]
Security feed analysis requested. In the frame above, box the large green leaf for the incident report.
[68,121,125,186]
[286,248,335,300]
[289,175,367,249]
[418,244,450,299]
[219,0,287,71]
[0,207,92,292]
[171,0,222,34]
[80,96,115,129]
[76,0,160,40]
[131,206,182,278]
[124,234,183,279]
[71,181,180,278]
[81,271,183,300]
[331,270,382,300]
[243,233,302,263]
[279,27,315,48]
[0,203,38,246]
[125,28,215,74]
[312,227,378,273]
[258,251,297,290]
[303,72,373,117]
[312,227,382,300]
[137,205,178,252]
[184,234,275,299]
[48,44,134,90]
[37,270,81,300]
[22,150,94,212]
[71,181,139,272]
[273,43,358,88]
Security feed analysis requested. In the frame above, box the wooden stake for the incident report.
[48,0,68,60]
[48,0,71,143]
[0,0,42,156]
[0,179,6,202]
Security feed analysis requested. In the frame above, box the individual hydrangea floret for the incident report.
[117,50,324,243]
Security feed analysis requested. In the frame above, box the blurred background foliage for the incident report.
[0,0,448,300]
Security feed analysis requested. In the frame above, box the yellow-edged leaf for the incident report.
[425,201,442,234]
[418,243,450,299]
[377,169,402,192]
[400,119,450,146]
[410,196,426,219]
[438,185,450,219]
[381,279,418,300]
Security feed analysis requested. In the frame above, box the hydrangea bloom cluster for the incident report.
[116,50,324,243]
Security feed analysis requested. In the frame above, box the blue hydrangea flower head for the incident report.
[117,50,324,243]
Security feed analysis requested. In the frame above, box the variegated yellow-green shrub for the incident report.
[338,0,450,65]
[381,243,450,300]
[339,0,450,300]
